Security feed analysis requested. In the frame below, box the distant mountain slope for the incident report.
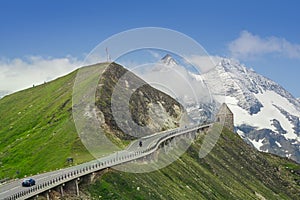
[84,128,300,200]
[146,54,300,164]
[0,62,185,179]
[201,58,300,163]
[161,54,178,66]
[2,60,300,199]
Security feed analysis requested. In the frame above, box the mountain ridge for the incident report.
[0,90,11,99]
[201,57,300,163]
[0,62,185,179]
[1,61,300,199]
[143,54,300,163]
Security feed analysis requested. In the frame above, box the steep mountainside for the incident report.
[0,62,185,180]
[201,58,300,163]
[144,54,300,163]
[83,128,300,200]
[96,62,186,141]
[0,70,93,179]
[2,60,300,199]
[134,55,216,125]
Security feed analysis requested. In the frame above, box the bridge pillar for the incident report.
[153,149,159,161]
[168,139,172,148]
[46,191,50,200]
[188,132,193,140]
[75,179,80,196]
[171,137,177,147]
[191,131,196,140]
[163,142,168,154]
[60,185,64,197]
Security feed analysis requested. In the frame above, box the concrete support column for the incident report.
[188,132,192,140]
[46,192,50,200]
[75,179,80,196]
[143,156,147,163]
[60,185,64,197]
[168,139,172,147]
[172,137,177,147]
[163,143,168,153]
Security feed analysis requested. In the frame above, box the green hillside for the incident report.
[0,62,185,180]
[1,62,300,199]
[0,69,93,179]
[86,128,300,200]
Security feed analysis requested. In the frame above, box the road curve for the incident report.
[0,124,211,200]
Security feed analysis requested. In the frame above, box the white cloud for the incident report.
[132,62,212,107]
[0,56,82,93]
[184,55,222,73]
[229,30,300,59]
[148,50,162,60]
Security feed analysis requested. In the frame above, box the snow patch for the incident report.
[223,96,275,132]
[249,138,264,150]
[275,141,282,148]
[220,91,298,141]
[237,129,245,137]
[255,91,297,140]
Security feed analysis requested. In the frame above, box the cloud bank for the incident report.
[229,30,300,60]
[184,55,222,73]
[0,56,81,94]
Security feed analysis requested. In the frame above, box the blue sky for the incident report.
[0,0,300,97]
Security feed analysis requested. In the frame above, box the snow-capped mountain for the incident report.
[133,53,300,163]
[134,54,216,125]
[139,54,300,163]
[201,58,300,162]
[161,54,178,66]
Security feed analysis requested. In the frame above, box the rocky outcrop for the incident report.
[95,62,187,140]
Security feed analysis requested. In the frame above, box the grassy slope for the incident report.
[87,128,300,200]
[1,63,300,199]
[0,70,93,179]
[0,62,184,180]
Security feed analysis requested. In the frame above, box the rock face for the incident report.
[95,62,187,140]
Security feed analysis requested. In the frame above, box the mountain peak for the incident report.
[216,57,246,71]
[201,57,300,162]
[161,54,177,66]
